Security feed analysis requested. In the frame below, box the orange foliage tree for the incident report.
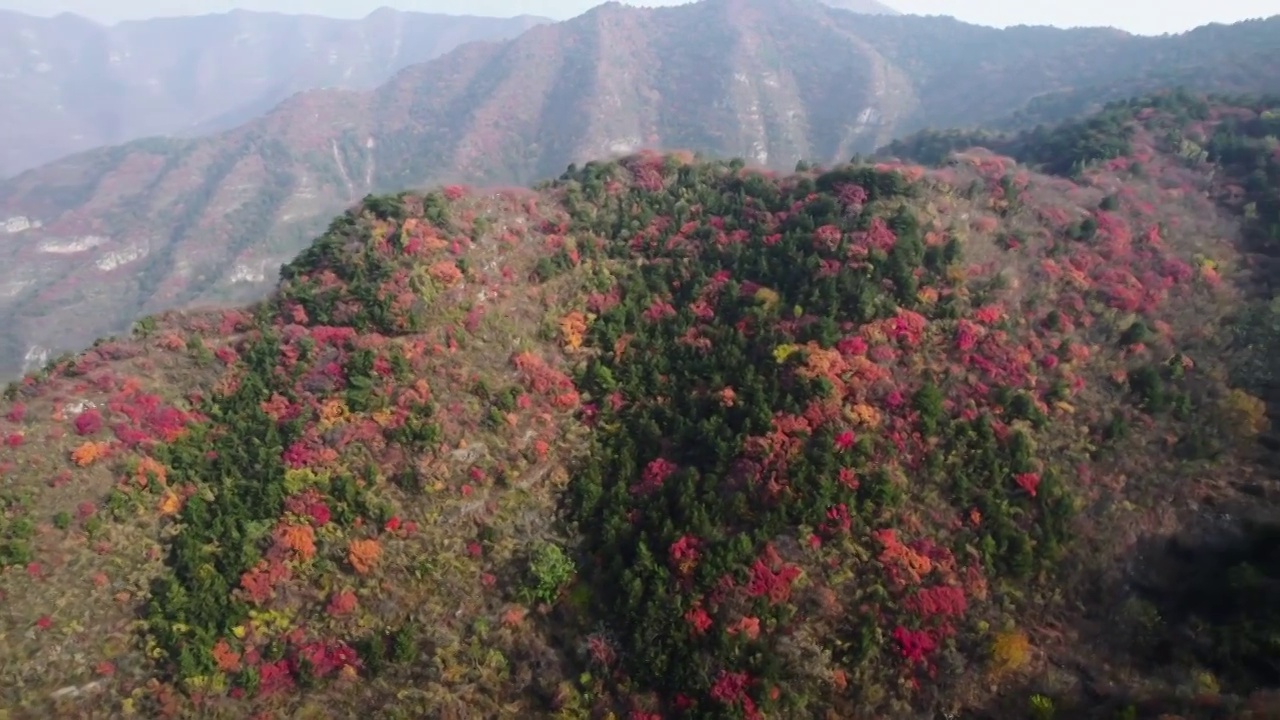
[347,538,381,575]
[560,311,589,350]
[71,441,110,467]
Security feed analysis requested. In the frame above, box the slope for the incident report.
[0,8,548,178]
[1,92,1279,718]
[0,0,1277,381]
[817,0,899,14]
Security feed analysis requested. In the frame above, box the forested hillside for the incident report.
[0,0,1276,382]
[1,91,1279,718]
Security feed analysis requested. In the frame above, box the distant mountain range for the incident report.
[813,0,898,13]
[0,0,1277,378]
[0,8,549,177]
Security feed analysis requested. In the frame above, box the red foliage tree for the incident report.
[74,408,103,436]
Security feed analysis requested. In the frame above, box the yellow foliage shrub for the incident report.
[1222,389,1268,438]
[754,287,780,310]
[849,403,882,428]
[317,398,349,427]
[773,344,799,364]
[990,629,1031,676]
[158,491,182,516]
[560,311,588,350]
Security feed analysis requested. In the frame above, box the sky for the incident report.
[0,0,1275,36]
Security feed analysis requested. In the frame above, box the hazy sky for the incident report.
[1,0,1275,36]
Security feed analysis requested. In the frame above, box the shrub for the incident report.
[525,541,576,605]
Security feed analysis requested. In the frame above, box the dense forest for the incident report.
[0,91,1278,718]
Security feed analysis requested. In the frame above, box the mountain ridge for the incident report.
[0,7,550,178]
[0,2,1277,378]
[808,0,901,14]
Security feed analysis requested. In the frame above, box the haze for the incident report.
[2,0,1275,36]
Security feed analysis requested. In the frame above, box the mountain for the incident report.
[0,8,549,178]
[0,0,1278,379]
[818,0,899,13]
[1,89,1279,718]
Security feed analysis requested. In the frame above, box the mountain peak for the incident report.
[819,0,900,14]
[364,6,403,19]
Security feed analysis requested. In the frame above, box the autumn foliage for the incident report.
[347,538,381,575]
[70,441,109,467]
[1,91,1278,720]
